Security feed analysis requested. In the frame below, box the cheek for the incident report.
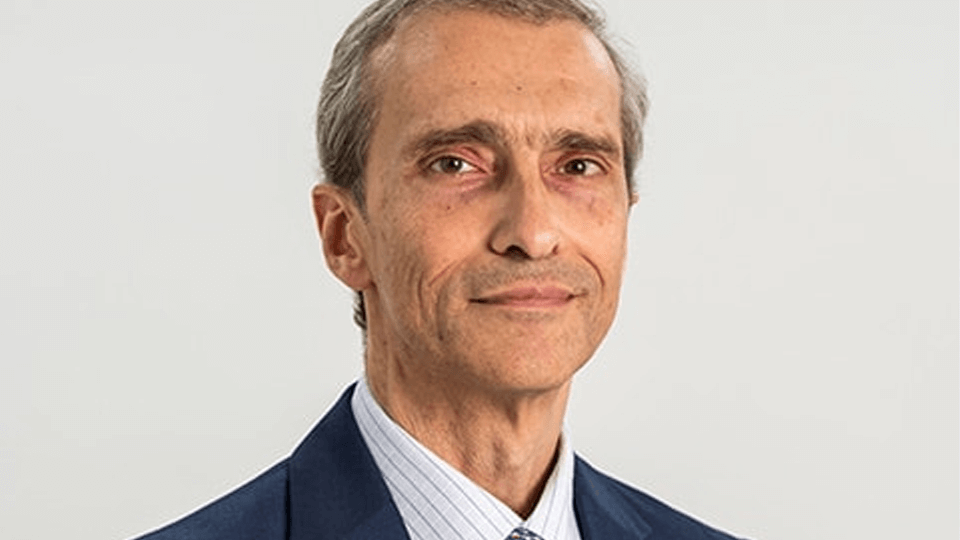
[369,215,424,303]
[567,201,629,306]
[569,194,628,252]
[373,211,465,313]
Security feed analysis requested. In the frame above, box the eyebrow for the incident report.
[550,129,621,158]
[407,120,508,157]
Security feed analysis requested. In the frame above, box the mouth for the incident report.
[472,286,577,308]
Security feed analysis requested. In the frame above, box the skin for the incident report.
[313,8,632,518]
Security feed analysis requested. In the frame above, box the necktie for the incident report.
[506,526,544,540]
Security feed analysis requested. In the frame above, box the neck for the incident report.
[365,354,571,518]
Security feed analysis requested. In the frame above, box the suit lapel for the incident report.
[574,457,652,540]
[287,384,410,540]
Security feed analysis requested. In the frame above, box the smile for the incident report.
[472,286,576,308]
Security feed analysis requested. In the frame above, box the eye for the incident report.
[429,156,479,175]
[561,158,603,176]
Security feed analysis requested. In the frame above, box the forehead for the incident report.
[368,8,622,144]
[377,7,614,75]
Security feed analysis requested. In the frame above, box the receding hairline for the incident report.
[361,3,616,113]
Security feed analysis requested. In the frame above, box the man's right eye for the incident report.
[429,156,478,175]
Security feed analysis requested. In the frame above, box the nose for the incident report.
[488,164,561,260]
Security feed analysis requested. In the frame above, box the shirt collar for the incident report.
[352,376,581,540]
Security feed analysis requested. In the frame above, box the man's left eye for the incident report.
[561,159,603,176]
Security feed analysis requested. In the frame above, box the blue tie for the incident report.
[506,526,545,540]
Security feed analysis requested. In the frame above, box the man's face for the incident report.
[356,9,630,394]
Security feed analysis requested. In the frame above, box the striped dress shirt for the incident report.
[352,377,582,540]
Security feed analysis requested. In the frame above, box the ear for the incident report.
[312,183,372,291]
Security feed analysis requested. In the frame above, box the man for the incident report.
[138,1,742,538]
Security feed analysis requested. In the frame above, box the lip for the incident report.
[473,285,576,308]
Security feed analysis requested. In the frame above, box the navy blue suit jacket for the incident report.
[136,385,739,539]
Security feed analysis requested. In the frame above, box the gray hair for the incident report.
[316,0,648,331]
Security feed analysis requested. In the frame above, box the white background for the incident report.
[1,1,956,539]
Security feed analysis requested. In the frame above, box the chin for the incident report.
[458,339,594,395]
[434,307,607,393]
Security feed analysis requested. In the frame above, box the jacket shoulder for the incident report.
[133,460,290,540]
[574,457,743,540]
